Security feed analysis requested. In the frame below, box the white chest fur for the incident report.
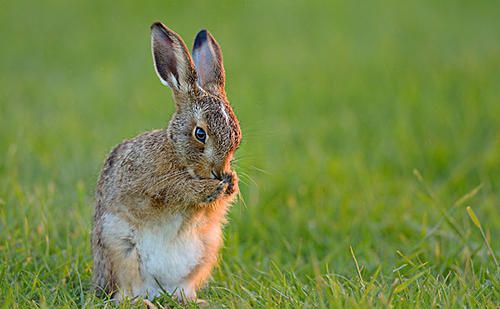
[101,212,204,299]
[137,213,204,297]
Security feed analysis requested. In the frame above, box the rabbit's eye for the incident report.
[194,127,207,144]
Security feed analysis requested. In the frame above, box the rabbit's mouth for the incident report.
[187,166,232,181]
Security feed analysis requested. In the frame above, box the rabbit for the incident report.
[91,21,241,302]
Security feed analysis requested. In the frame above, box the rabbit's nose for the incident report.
[211,170,223,181]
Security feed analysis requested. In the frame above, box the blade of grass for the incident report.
[466,206,498,269]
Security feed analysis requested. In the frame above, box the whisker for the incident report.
[237,177,249,186]
[249,165,270,175]
[237,191,248,209]
[238,171,258,187]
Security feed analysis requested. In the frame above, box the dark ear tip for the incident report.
[151,22,173,40]
[150,22,164,30]
[193,29,209,50]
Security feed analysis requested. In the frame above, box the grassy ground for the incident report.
[1,0,499,307]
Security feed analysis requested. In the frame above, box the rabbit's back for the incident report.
[96,129,174,208]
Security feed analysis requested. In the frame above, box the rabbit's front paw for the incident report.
[204,181,228,203]
[222,172,238,196]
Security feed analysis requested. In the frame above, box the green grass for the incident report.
[1,0,499,307]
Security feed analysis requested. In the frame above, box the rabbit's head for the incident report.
[151,22,241,181]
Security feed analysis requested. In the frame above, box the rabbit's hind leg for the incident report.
[99,212,144,300]
[92,220,116,297]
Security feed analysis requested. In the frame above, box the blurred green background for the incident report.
[1,0,499,307]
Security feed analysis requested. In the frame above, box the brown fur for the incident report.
[91,22,241,301]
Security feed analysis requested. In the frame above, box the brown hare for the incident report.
[91,22,241,302]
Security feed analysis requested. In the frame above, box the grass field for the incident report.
[1,0,499,307]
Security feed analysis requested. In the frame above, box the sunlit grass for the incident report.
[1,0,499,307]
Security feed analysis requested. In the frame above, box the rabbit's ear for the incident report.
[192,29,226,97]
[151,22,197,95]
